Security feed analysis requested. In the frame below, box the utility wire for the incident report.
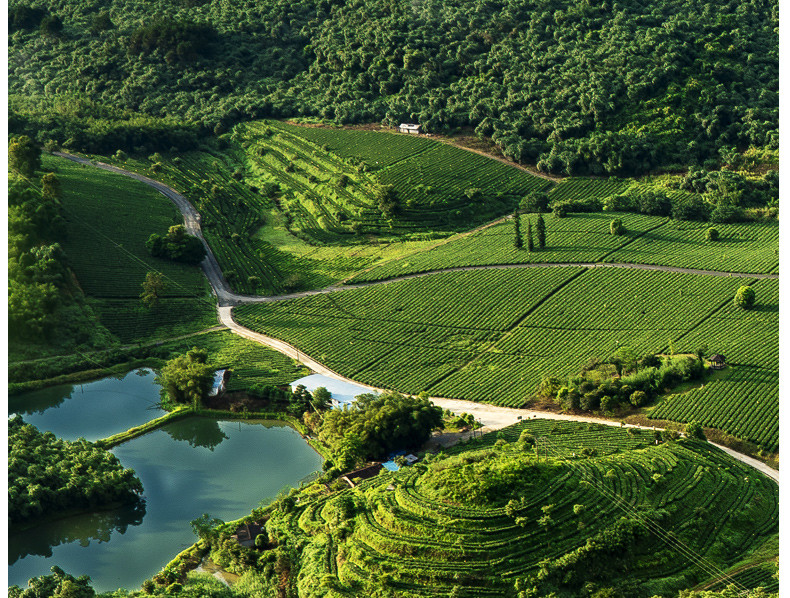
[535,435,751,594]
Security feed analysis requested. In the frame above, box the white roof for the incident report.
[399,123,421,129]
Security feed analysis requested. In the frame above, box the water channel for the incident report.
[8,370,324,592]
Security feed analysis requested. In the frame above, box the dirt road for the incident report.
[63,153,778,482]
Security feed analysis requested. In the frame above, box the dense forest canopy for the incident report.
[8,0,778,174]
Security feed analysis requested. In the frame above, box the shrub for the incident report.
[521,190,550,212]
[685,420,706,440]
[610,218,625,235]
[637,191,672,216]
[603,194,635,212]
[629,390,647,407]
[552,203,569,218]
[672,195,712,221]
[705,227,719,241]
[600,395,618,413]
[710,204,745,223]
[734,285,755,309]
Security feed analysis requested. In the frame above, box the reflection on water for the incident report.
[163,417,229,450]
[9,501,147,565]
[8,416,323,592]
[8,369,166,442]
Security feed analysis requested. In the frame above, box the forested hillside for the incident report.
[8,0,778,174]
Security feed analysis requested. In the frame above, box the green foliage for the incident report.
[258,419,777,596]
[156,347,214,408]
[650,279,777,452]
[9,135,41,177]
[140,272,167,308]
[8,566,95,598]
[706,227,720,241]
[147,225,207,265]
[535,213,546,249]
[7,0,778,175]
[685,421,706,440]
[526,219,535,252]
[610,218,625,235]
[8,417,143,525]
[319,391,443,468]
[734,286,756,309]
[513,211,522,249]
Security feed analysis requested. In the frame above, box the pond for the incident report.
[8,374,324,593]
[7,369,166,441]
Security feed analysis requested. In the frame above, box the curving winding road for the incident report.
[58,152,778,481]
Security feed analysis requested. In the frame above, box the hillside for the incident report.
[8,0,778,174]
[173,420,780,597]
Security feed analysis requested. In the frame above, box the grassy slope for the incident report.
[234,267,776,451]
[48,154,217,344]
[262,420,777,597]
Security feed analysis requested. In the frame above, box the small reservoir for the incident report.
[8,372,323,592]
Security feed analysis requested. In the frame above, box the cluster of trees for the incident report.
[8,0,777,173]
[8,136,98,346]
[146,225,206,264]
[540,349,709,414]
[315,391,443,471]
[128,19,216,63]
[8,416,144,525]
[513,211,546,250]
[550,171,778,224]
[9,566,95,598]
[156,347,214,409]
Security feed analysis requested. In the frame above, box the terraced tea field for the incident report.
[49,155,216,342]
[349,213,778,283]
[233,267,776,449]
[268,420,778,596]
[258,121,551,234]
[650,278,779,452]
[348,212,667,282]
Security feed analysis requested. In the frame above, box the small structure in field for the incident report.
[342,463,383,488]
[209,369,231,397]
[399,123,421,134]
[709,354,726,370]
[232,522,264,547]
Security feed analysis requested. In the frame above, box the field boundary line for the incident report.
[421,268,588,394]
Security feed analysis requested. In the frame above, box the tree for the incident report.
[535,213,546,249]
[39,15,64,36]
[312,387,333,410]
[526,219,535,252]
[513,210,522,248]
[376,185,399,218]
[520,191,549,213]
[685,421,706,441]
[156,347,214,409]
[146,225,206,264]
[140,272,167,308]
[734,286,755,309]
[190,513,224,542]
[9,136,42,177]
[610,218,624,235]
[629,390,647,407]
[40,173,62,202]
[705,227,720,241]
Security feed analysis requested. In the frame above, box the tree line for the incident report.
[7,0,778,173]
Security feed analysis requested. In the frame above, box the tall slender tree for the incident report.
[513,210,522,249]
[536,213,546,249]
[527,219,535,252]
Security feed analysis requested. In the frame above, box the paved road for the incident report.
[63,152,778,482]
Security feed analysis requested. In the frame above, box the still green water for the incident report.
[8,376,323,592]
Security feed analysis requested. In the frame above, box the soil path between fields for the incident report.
[61,153,778,482]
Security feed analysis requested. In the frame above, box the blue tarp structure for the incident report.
[289,374,376,408]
